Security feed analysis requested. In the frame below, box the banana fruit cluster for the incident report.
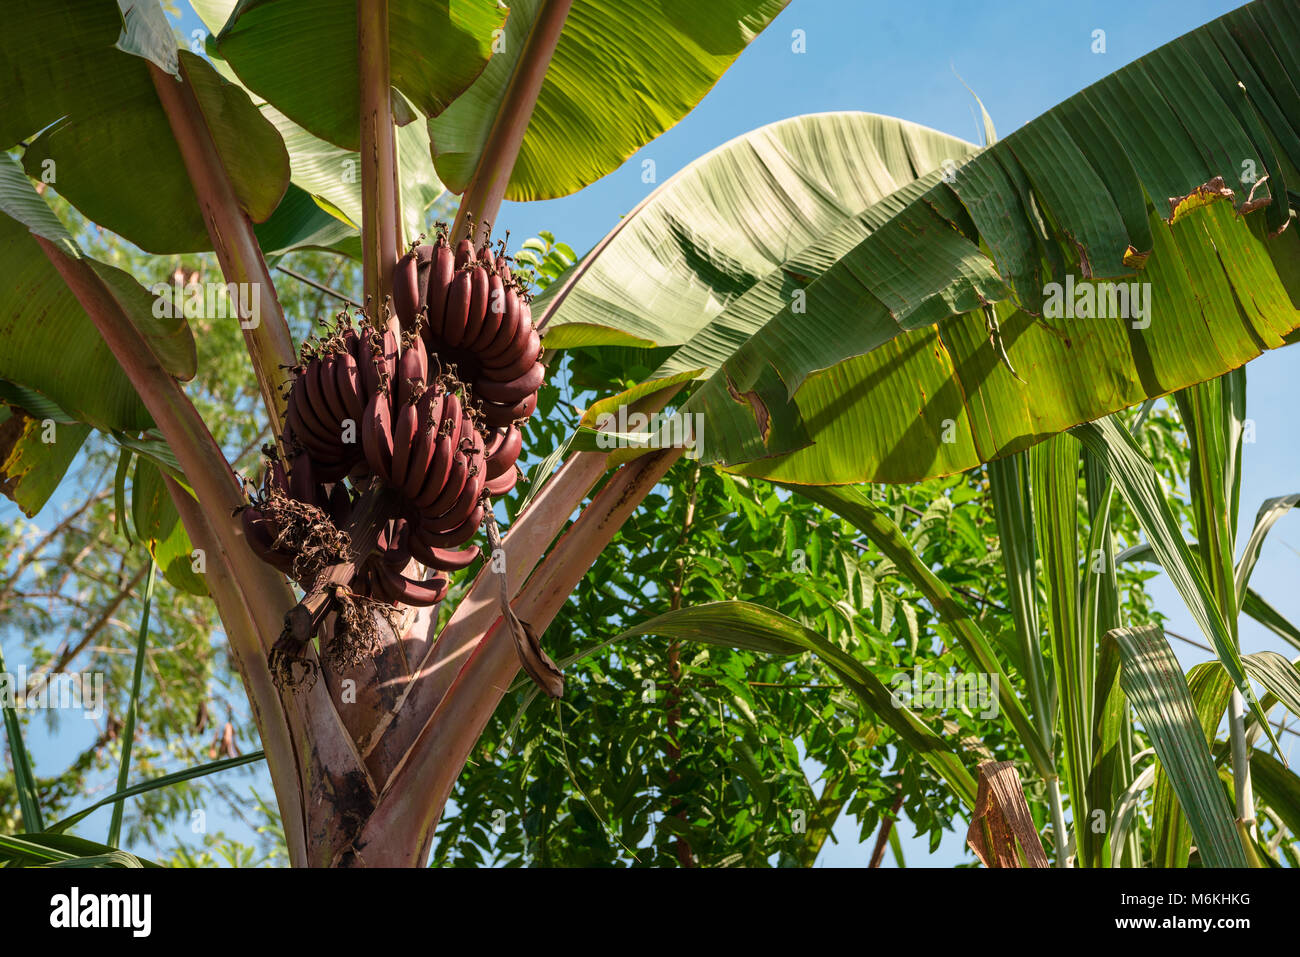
[239,230,544,613]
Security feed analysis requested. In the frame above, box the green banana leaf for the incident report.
[2,1,290,253]
[258,102,443,242]
[0,155,199,518]
[252,183,359,260]
[541,0,1300,485]
[539,112,980,350]
[131,456,207,596]
[193,1,447,252]
[429,0,791,202]
[203,0,506,151]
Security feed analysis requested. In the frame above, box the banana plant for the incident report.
[3,0,1300,867]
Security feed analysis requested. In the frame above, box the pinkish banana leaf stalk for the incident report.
[357,0,401,312]
[147,61,296,442]
[451,0,574,242]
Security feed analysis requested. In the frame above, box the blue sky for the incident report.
[14,0,1300,866]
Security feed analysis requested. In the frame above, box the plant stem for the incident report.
[357,0,400,314]
[161,475,307,867]
[869,786,904,867]
[450,0,573,240]
[1229,689,1257,837]
[109,556,156,848]
[1045,776,1068,867]
[147,60,297,442]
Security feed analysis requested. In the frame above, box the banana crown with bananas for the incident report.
[240,225,545,609]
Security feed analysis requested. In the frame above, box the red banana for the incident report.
[362,391,395,484]
[476,361,544,404]
[443,269,472,347]
[389,399,419,488]
[425,239,455,339]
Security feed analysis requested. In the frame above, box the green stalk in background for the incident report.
[987,454,1067,865]
[1031,433,1093,864]
[108,556,156,849]
[1173,370,1251,834]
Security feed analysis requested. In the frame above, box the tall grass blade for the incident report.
[1241,588,1300,653]
[1110,762,1157,868]
[0,832,161,867]
[1150,660,1234,866]
[1031,433,1095,863]
[0,642,42,832]
[1072,418,1280,757]
[108,556,155,848]
[49,751,265,834]
[987,454,1053,730]
[1235,494,1300,599]
[1174,370,1255,829]
[1107,626,1246,868]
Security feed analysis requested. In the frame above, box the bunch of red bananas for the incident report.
[239,228,544,611]
[394,225,542,433]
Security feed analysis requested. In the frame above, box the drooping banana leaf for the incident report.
[613,600,978,809]
[541,0,1300,485]
[539,112,980,351]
